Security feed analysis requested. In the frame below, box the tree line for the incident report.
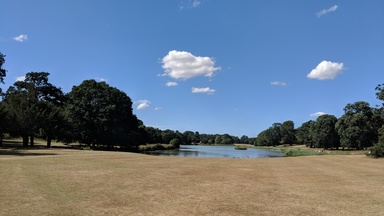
[0,52,250,150]
[254,85,384,157]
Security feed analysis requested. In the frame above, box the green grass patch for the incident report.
[138,143,175,152]
[252,145,366,157]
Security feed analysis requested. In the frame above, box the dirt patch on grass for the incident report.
[0,148,383,215]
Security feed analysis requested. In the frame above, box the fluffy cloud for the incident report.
[192,87,216,94]
[316,5,338,18]
[95,77,107,82]
[165,81,178,87]
[307,60,344,80]
[161,50,220,80]
[136,100,151,110]
[310,112,327,117]
[16,76,26,82]
[179,0,202,10]
[191,0,201,8]
[271,81,287,86]
[13,34,28,42]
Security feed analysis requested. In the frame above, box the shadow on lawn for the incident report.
[0,140,61,157]
[0,150,58,157]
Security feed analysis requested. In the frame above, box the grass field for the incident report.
[1,143,383,215]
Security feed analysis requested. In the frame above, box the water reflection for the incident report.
[144,145,285,158]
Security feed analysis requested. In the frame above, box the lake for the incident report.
[144,145,285,158]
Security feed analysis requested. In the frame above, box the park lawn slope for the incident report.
[0,148,383,216]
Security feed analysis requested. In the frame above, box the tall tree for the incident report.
[2,72,64,147]
[280,120,296,145]
[0,52,7,145]
[0,52,6,93]
[336,101,382,150]
[65,80,140,149]
[375,83,384,106]
[296,120,314,147]
[310,114,340,149]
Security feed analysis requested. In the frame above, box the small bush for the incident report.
[170,138,180,148]
[367,142,384,158]
[81,146,92,151]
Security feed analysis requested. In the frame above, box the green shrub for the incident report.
[169,138,180,148]
[367,142,384,158]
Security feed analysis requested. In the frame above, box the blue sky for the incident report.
[1,0,383,137]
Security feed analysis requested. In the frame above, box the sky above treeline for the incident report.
[1,0,383,137]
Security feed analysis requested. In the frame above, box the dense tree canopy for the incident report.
[2,72,64,147]
[296,120,314,147]
[336,101,382,150]
[310,114,340,149]
[0,52,6,89]
[65,80,140,149]
[280,120,296,145]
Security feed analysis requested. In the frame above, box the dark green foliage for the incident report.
[255,123,282,146]
[2,72,65,147]
[65,80,139,149]
[296,120,314,147]
[368,126,384,158]
[310,114,340,149]
[240,135,250,144]
[215,133,234,144]
[0,52,6,87]
[336,101,382,150]
[169,138,180,148]
[376,83,384,105]
[280,120,296,145]
[368,142,384,158]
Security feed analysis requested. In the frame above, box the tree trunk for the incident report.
[23,136,28,147]
[47,136,52,148]
[30,136,34,147]
[0,136,3,147]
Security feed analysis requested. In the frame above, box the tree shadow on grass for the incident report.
[0,150,57,157]
[0,140,58,157]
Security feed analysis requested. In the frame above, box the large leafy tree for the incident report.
[280,120,296,145]
[256,123,282,146]
[0,52,6,92]
[310,114,340,149]
[376,83,384,106]
[0,52,7,146]
[2,72,65,147]
[296,120,314,147]
[336,101,382,150]
[65,80,140,149]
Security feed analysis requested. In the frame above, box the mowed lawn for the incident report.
[0,148,383,216]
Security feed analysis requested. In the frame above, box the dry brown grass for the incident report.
[0,146,383,216]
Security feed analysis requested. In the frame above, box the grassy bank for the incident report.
[137,143,176,152]
[253,145,367,157]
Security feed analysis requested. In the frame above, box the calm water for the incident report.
[144,145,285,158]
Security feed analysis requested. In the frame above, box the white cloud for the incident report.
[154,107,162,111]
[307,60,344,80]
[179,0,202,10]
[13,34,28,42]
[192,0,201,8]
[136,100,151,110]
[161,50,220,80]
[316,5,338,18]
[310,112,327,117]
[165,81,178,87]
[16,76,26,82]
[95,77,107,82]
[192,87,216,94]
[271,81,287,86]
